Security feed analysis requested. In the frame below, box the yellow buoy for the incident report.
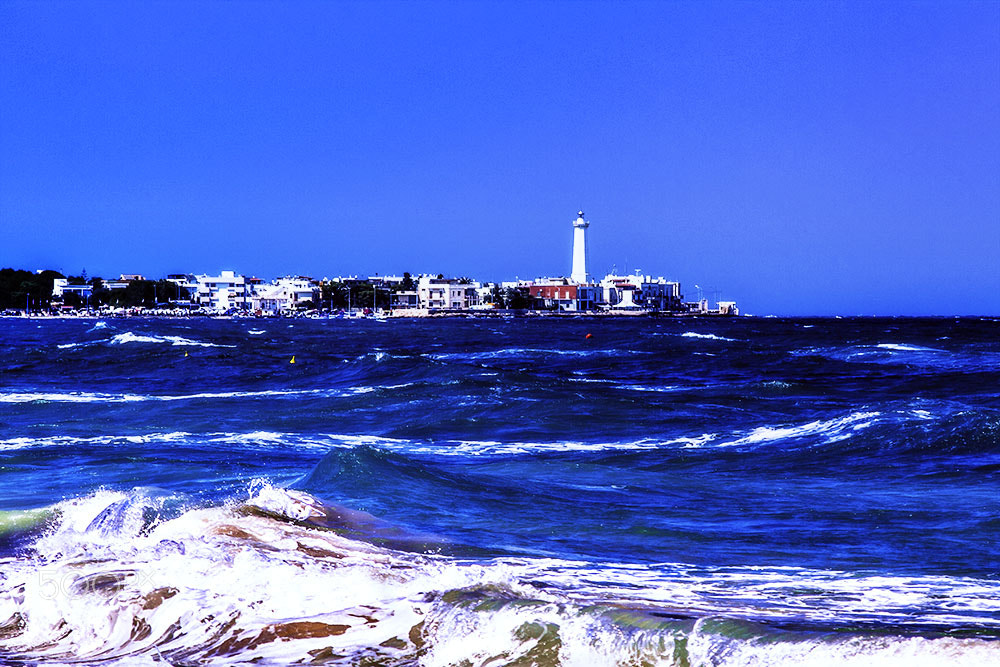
[290,356,296,364]
[184,351,189,357]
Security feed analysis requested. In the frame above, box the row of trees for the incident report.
[489,285,533,310]
[0,269,66,311]
[319,280,393,311]
[64,278,191,309]
[0,268,191,311]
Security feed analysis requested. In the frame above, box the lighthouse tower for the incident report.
[571,210,589,284]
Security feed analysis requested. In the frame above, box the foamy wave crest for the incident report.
[791,343,981,369]
[57,331,234,349]
[0,408,928,457]
[568,376,681,392]
[358,434,720,456]
[719,411,881,447]
[0,391,149,404]
[0,386,381,404]
[56,341,98,349]
[0,488,997,665]
[109,331,234,347]
[680,331,738,341]
[0,431,339,453]
[876,343,946,353]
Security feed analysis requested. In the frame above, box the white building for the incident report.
[250,284,289,313]
[165,274,199,303]
[277,277,319,305]
[103,274,145,291]
[474,283,501,309]
[368,275,405,287]
[250,277,319,314]
[51,279,93,303]
[600,274,684,311]
[417,276,480,310]
[716,301,739,316]
[196,271,250,311]
[392,291,420,310]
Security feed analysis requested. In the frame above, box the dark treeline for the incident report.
[84,279,190,309]
[0,268,190,311]
[317,274,419,311]
[0,269,65,311]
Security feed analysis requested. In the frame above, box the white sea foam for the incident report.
[620,384,680,393]
[0,402,931,458]
[0,391,149,403]
[719,411,880,447]
[0,412,884,456]
[0,487,997,665]
[569,377,680,392]
[791,343,973,369]
[0,431,350,453]
[876,343,945,353]
[324,433,721,456]
[248,329,266,335]
[0,386,382,404]
[680,331,737,341]
[56,340,98,349]
[109,331,235,347]
[58,331,234,349]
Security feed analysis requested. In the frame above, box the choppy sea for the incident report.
[0,316,998,666]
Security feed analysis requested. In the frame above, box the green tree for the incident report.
[321,281,349,309]
[490,284,505,308]
[63,291,84,309]
[90,278,111,308]
[350,282,390,311]
[154,279,187,306]
[504,287,531,310]
[0,268,65,311]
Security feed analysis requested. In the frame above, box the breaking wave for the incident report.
[0,387,381,404]
[0,407,968,458]
[875,343,946,353]
[679,331,738,341]
[57,331,234,349]
[0,487,997,666]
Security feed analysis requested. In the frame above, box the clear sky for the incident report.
[1,1,997,315]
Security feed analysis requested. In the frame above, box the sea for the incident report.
[0,316,998,666]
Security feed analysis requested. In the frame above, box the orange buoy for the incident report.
[585,333,593,339]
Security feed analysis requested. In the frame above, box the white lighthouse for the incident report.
[571,210,589,284]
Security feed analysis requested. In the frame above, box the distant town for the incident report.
[0,212,738,317]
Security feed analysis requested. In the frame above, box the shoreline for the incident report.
[1,309,738,320]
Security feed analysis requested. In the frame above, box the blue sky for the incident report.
[1,1,997,315]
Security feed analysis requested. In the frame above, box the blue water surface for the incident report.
[2,316,999,581]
